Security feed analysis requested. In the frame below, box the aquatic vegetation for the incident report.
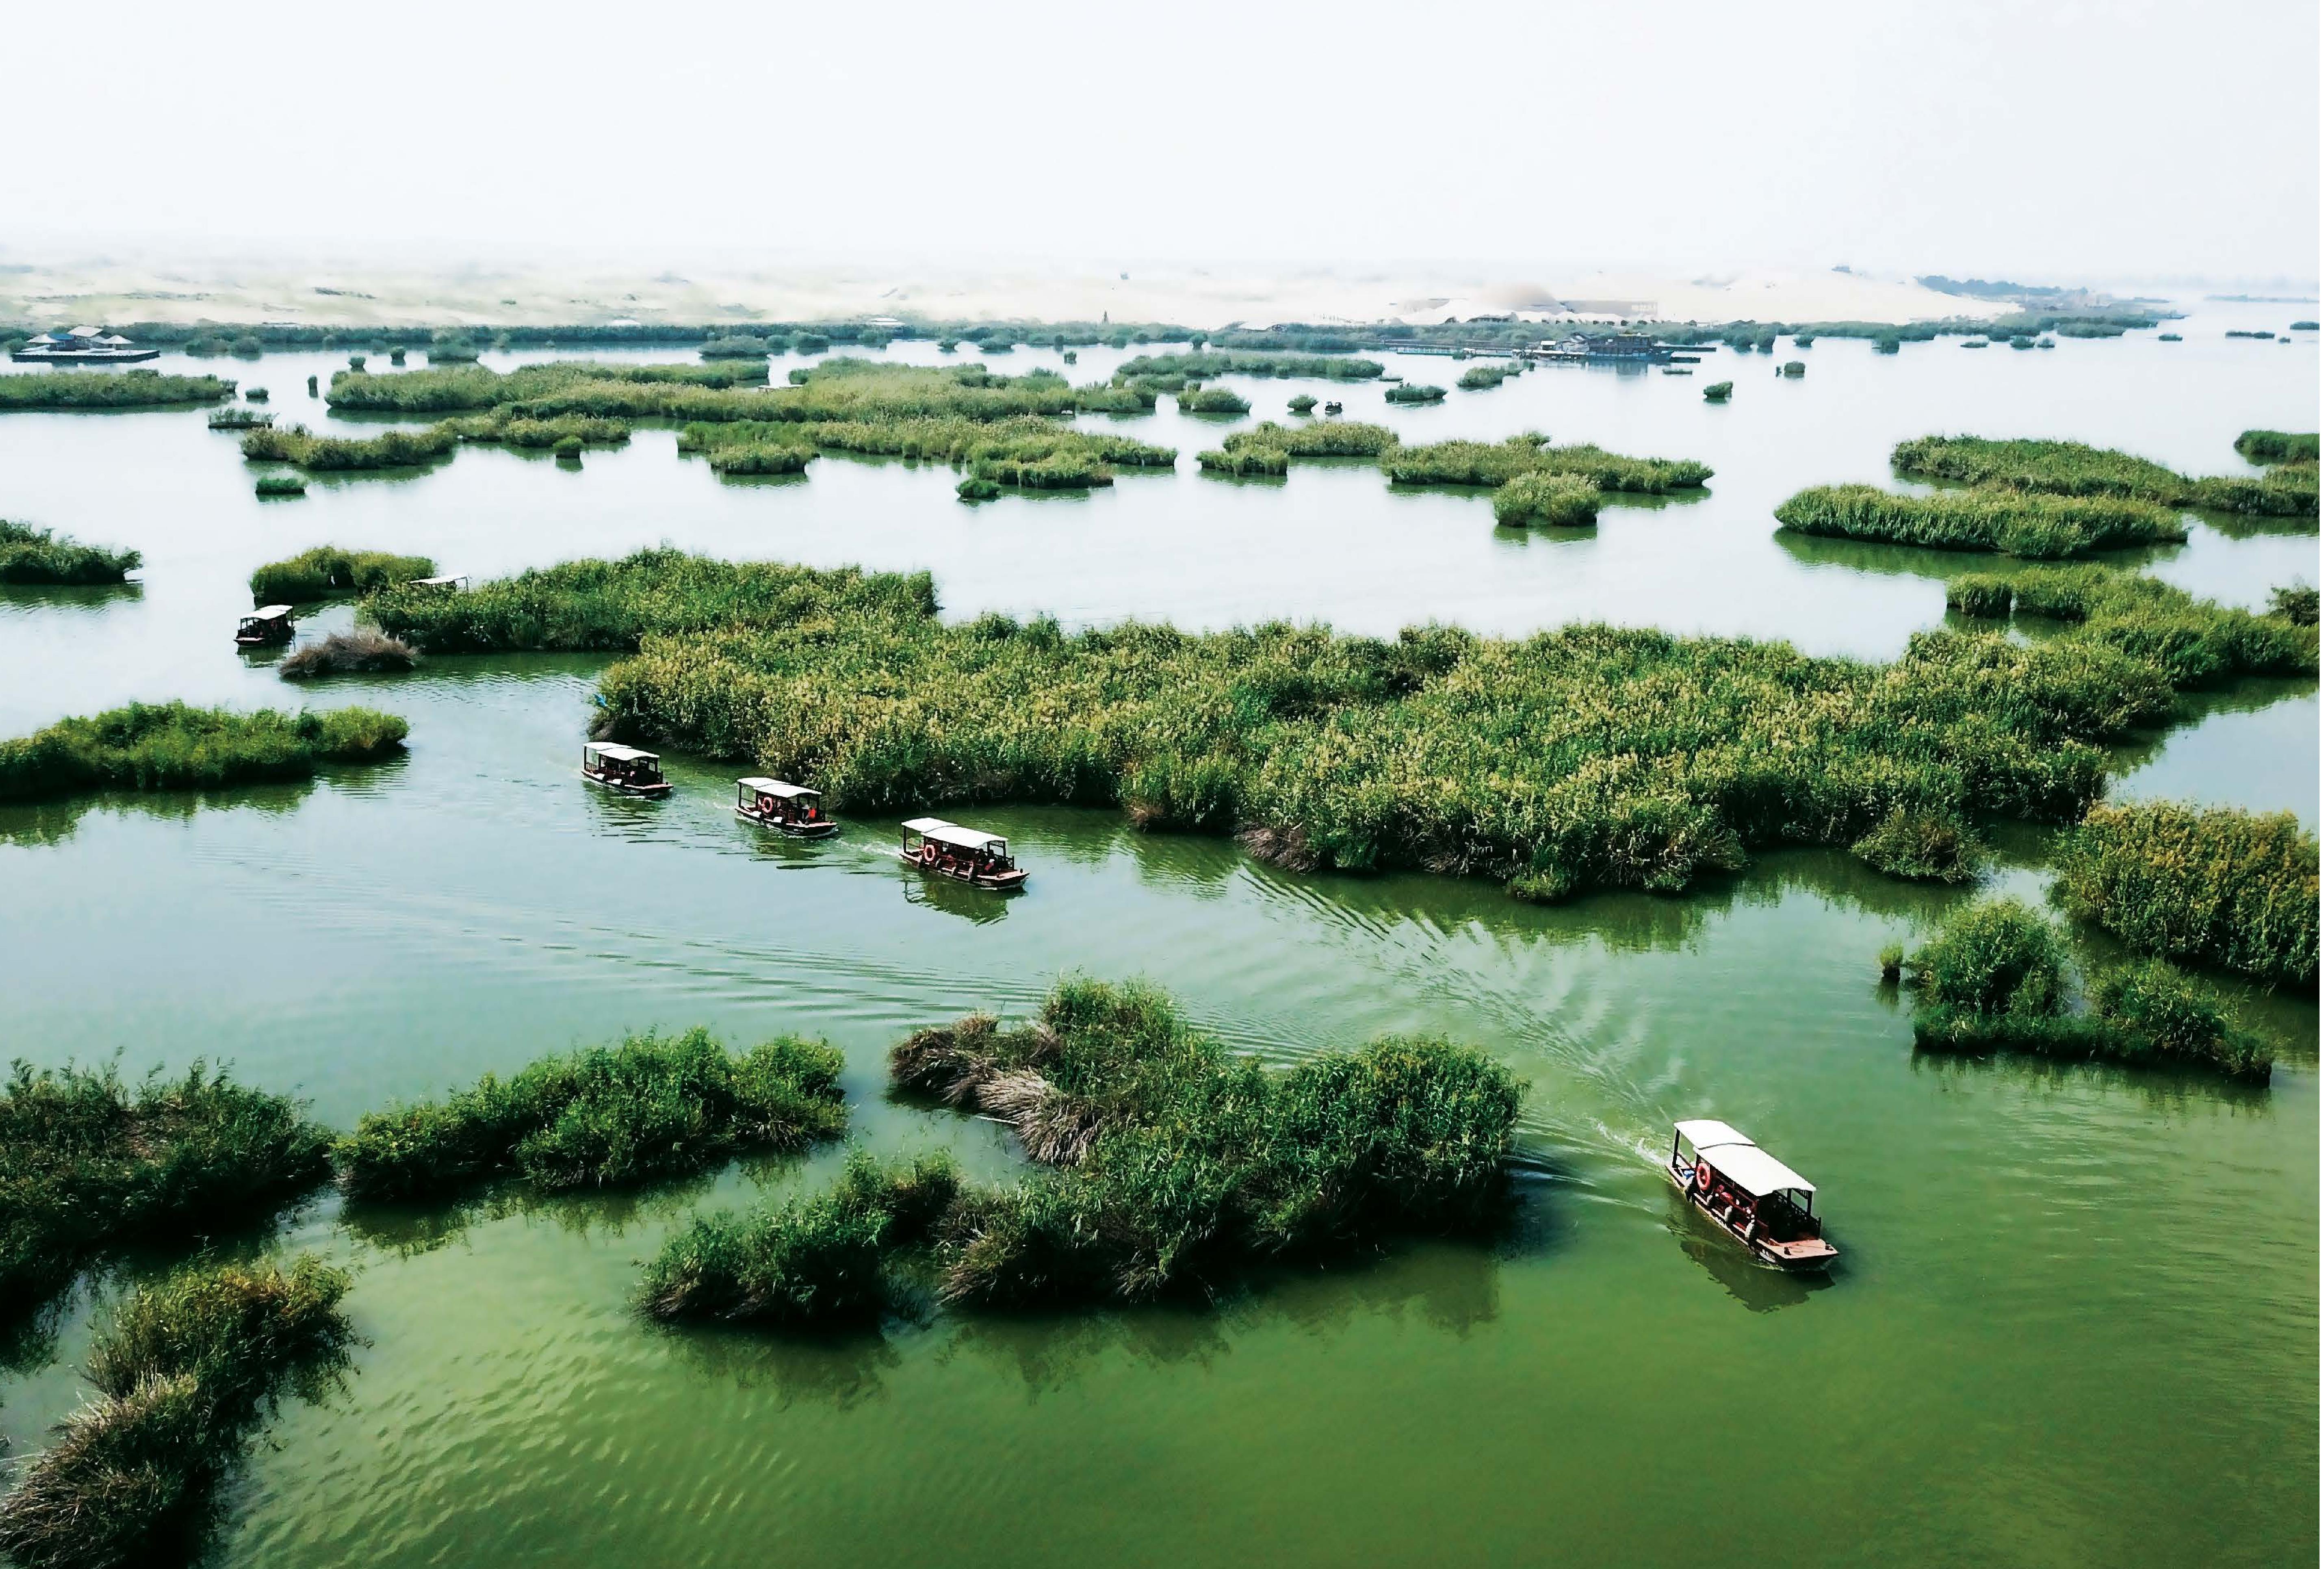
[445,410,631,449]
[1492,471,1602,528]
[254,474,306,497]
[327,359,765,414]
[1931,564,2315,688]
[646,981,1523,1322]
[1773,485,2187,558]
[1780,361,1806,378]
[1178,385,1251,414]
[0,703,408,803]
[1115,351,1383,381]
[0,520,140,585]
[1383,384,1448,404]
[1383,434,1712,493]
[700,334,773,359]
[682,414,1174,488]
[2269,584,2318,625]
[0,371,233,410]
[277,629,419,680]
[1893,434,2319,517]
[208,406,273,430]
[638,1150,962,1324]
[1704,381,1733,401]
[2051,802,2317,987]
[428,330,481,362]
[1457,363,1518,391]
[1849,806,1988,883]
[0,1061,333,1305]
[2008,336,2036,350]
[2235,430,2319,464]
[956,476,1002,501]
[240,421,460,472]
[249,545,435,604]
[338,1029,847,1201]
[366,549,935,654]
[1288,393,1317,413]
[1197,445,1288,476]
[1071,381,1153,414]
[1901,900,2272,1077]
[553,435,584,460]
[0,1256,355,1569]
[707,443,814,475]
[1222,421,1399,459]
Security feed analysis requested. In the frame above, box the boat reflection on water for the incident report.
[1667,1194,1836,1313]
[902,870,1010,926]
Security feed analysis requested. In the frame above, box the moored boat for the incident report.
[581,741,672,797]
[735,777,838,838]
[1665,1119,1838,1272]
[898,817,1027,890]
[235,605,296,646]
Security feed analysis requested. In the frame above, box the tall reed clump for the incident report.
[1897,899,2272,1077]
[0,371,234,410]
[1893,434,2319,518]
[1704,381,1734,401]
[326,359,765,414]
[0,703,408,803]
[2051,802,2317,987]
[681,414,1172,490]
[0,1063,333,1306]
[249,546,435,604]
[277,629,419,680]
[1849,806,1988,883]
[1773,485,2187,558]
[0,520,140,585]
[444,411,631,449]
[2234,430,2320,464]
[1197,444,1287,476]
[1457,363,1518,391]
[639,980,1523,1322]
[700,335,773,359]
[1383,383,1447,404]
[1492,471,1602,527]
[1933,563,2315,689]
[254,473,306,497]
[337,1029,848,1200]
[365,549,937,654]
[1116,351,1383,381]
[2270,584,2319,625]
[0,1257,355,1569]
[241,421,462,472]
[1383,433,1712,492]
[708,443,814,475]
[1221,420,1399,459]
[1177,385,1251,414]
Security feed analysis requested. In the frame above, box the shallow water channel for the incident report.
[0,302,2316,1568]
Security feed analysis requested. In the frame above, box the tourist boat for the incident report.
[580,742,672,797]
[1322,401,1343,414]
[735,777,838,838]
[1665,1120,1838,1272]
[11,326,160,363]
[409,573,468,591]
[235,605,296,646]
[898,817,1027,890]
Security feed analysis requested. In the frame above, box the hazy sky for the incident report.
[12,0,2316,282]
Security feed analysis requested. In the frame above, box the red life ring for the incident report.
[1694,1160,1713,1191]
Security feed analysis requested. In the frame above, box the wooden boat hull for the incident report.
[582,771,671,797]
[737,808,838,838]
[235,629,293,647]
[1664,1163,1838,1272]
[895,851,1026,890]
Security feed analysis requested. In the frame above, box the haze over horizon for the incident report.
[13,0,2317,286]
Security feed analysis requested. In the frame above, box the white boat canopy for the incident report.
[245,604,295,620]
[586,742,657,762]
[410,574,465,588]
[1674,1119,1813,1197]
[903,817,1007,851]
[739,777,818,799]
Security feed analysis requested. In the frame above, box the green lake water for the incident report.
[0,305,2316,1568]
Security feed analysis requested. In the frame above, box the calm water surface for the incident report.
[0,301,2315,1568]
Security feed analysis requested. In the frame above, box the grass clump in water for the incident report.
[1893,434,2319,517]
[1116,351,1383,381]
[0,1063,333,1306]
[249,546,434,604]
[253,473,306,497]
[1287,393,1318,414]
[0,703,408,803]
[0,1257,355,1569]
[2235,430,2319,464]
[1197,445,1287,476]
[1222,420,1399,460]
[0,371,233,410]
[240,421,459,472]
[337,1029,848,1200]
[1900,899,2273,1077]
[1492,472,1601,528]
[1932,563,2315,688]
[277,629,418,680]
[0,520,140,585]
[638,1150,961,1325]
[1704,381,1733,401]
[642,981,1523,1322]
[1383,383,1447,404]
[2269,584,2319,625]
[1849,806,1989,883]
[1178,385,1251,414]
[707,443,813,475]
[1774,484,2186,558]
[1384,433,1710,492]
[1457,363,1518,391]
[2051,801,2317,987]
[957,475,1002,501]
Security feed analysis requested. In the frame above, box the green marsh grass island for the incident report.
[0,1256,356,1569]
[2234,429,2320,464]
[640,980,1523,1324]
[0,520,140,585]
[0,1060,332,1306]
[1704,380,1734,401]
[1492,471,1602,528]
[1383,383,1448,403]
[337,1029,847,1200]
[1897,898,2274,1078]
[2051,802,2317,988]
[2269,584,2319,624]
[0,702,408,803]
[1773,484,2187,558]
[0,369,234,410]
[277,629,419,680]
[1892,434,2320,517]
[249,546,435,604]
